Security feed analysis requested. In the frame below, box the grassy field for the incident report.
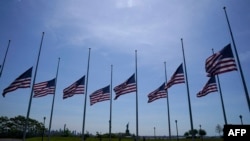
[26,137,223,141]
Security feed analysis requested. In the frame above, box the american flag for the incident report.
[197,76,218,97]
[205,44,237,77]
[2,67,32,97]
[114,73,136,100]
[148,82,167,103]
[90,85,110,105]
[165,63,185,90]
[33,78,56,98]
[63,75,85,99]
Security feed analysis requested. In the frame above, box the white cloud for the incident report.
[116,0,138,8]
[43,0,215,71]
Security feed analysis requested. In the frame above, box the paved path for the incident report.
[0,139,22,141]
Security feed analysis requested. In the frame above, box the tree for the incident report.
[189,129,198,137]
[0,116,9,133]
[9,115,26,132]
[0,115,44,138]
[198,129,206,136]
[198,129,206,140]
[184,131,189,137]
[62,128,71,137]
[215,124,223,136]
[184,129,201,138]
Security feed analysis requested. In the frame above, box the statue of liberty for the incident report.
[125,122,130,136]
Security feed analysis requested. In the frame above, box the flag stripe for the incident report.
[3,78,31,94]
[148,93,167,103]
[114,73,136,100]
[90,85,110,105]
[205,53,221,70]
[63,76,85,99]
[2,67,32,97]
[148,83,167,103]
[165,64,185,89]
[205,44,237,76]
[208,59,237,75]
[33,78,56,98]
[115,84,136,95]
[197,76,218,97]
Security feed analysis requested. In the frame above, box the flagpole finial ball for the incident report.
[223,6,226,10]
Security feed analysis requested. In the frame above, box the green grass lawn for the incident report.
[26,137,223,141]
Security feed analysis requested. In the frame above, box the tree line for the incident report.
[0,115,224,139]
[0,115,44,138]
[183,128,206,139]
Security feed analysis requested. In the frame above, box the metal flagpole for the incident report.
[109,65,113,141]
[164,61,172,140]
[223,7,250,112]
[23,32,45,141]
[180,38,194,141]
[135,50,139,141]
[48,58,60,141]
[211,49,228,125]
[82,48,91,141]
[0,40,11,78]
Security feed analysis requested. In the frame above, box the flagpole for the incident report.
[212,49,228,125]
[0,40,11,78]
[109,64,113,141]
[223,7,250,112]
[23,32,45,141]
[180,38,194,141]
[82,48,91,141]
[164,62,171,140]
[135,50,139,141]
[48,58,60,141]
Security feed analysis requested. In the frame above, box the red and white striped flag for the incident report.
[197,76,218,97]
[33,78,56,98]
[2,67,32,97]
[114,73,136,100]
[205,44,237,77]
[63,75,85,99]
[148,82,167,103]
[90,85,110,105]
[165,63,185,90]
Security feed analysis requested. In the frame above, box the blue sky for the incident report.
[0,0,250,137]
